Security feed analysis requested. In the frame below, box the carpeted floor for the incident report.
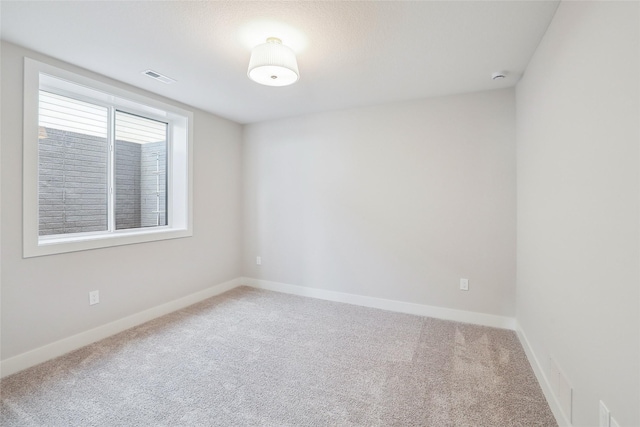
[1,286,556,426]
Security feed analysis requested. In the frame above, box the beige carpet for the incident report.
[1,286,556,426]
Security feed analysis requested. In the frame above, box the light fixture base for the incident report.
[248,37,299,87]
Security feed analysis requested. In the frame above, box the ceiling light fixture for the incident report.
[248,37,299,87]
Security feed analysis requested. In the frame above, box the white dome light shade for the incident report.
[248,37,299,87]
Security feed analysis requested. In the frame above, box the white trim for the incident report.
[516,322,571,427]
[0,277,242,378]
[242,277,516,330]
[0,277,518,379]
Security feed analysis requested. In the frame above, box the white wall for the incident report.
[5,3,637,423]
[0,42,243,360]
[243,89,516,318]
[516,2,639,426]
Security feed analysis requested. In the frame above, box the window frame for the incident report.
[111,110,170,232]
[23,57,193,258]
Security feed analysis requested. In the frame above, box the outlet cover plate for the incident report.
[89,290,99,305]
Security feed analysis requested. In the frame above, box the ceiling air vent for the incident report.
[142,69,176,84]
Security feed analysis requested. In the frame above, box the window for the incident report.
[114,111,168,230]
[24,58,193,257]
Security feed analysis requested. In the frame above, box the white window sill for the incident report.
[27,227,192,257]
[39,226,178,245]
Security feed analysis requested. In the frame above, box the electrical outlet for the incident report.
[256,256,261,265]
[599,401,610,427]
[460,278,469,291]
[89,290,100,305]
[610,416,620,427]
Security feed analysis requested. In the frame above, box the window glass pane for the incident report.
[114,111,168,230]
[38,91,109,236]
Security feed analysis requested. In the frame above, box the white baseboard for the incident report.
[0,277,243,378]
[516,322,571,427]
[0,276,517,379]
[241,277,516,330]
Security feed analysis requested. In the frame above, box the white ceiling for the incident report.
[1,1,559,124]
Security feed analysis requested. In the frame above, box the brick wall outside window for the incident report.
[39,128,167,235]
